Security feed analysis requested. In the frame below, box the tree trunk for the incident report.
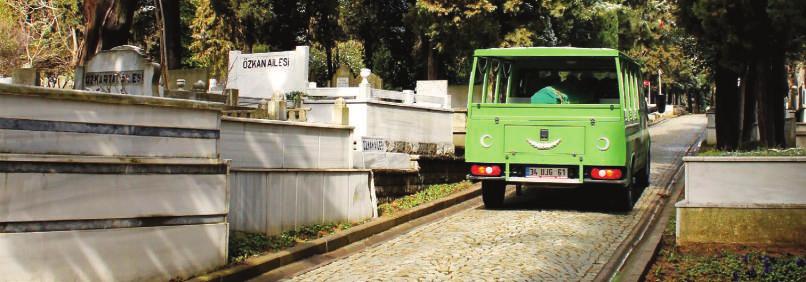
[325,44,334,82]
[715,64,741,150]
[159,0,182,69]
[98,0,137,50]
[77,0,136,66]
[753,51,788,148]
[426,40,438,80]
[739,64,757,149]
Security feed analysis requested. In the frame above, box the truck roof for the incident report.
[473,47,638,65]
[473,47,621,57]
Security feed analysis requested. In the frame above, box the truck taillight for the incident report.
[591,168,623,180]
[471,164,502,177]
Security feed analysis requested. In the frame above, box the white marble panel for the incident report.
[221,120,352,169]
[0,129,217,158]
[229,170,375,235]
[323,173,350,223]
[685,160,806,205]
[297,173,324,225]
[0,173,227,222]
[0,95,219,130]
[0,223,227,282]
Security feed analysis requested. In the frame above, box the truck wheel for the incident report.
[637,154,651,189]
[482,181,506,209]
[615,185,634,212]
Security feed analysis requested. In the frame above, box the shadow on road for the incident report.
[486,184,647,214]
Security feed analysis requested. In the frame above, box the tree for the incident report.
[340,0,417,89]
[78,0,137,66]
[307,0,341,80]
[679,0,806,149]
[188,0,238,79]
[1,0,82,80]
[408,0,499,82]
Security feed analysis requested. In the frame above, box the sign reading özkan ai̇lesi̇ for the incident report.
[226,46,309,99]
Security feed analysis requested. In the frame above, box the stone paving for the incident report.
[285,115,706,281]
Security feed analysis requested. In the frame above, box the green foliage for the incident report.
[227,222,360,263]
[0,0,82,76]
[652,249,806,282]
[309,40,366,86]
[378,181,473,216]
[0,4,22,75]
[189,0,237,79]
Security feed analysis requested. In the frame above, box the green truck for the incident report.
[465,47,652,210]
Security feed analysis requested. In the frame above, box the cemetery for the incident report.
[0,43,467,279]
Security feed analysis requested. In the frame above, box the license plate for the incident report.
[526,167,568,179]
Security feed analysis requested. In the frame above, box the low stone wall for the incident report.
[0,84,229,281]
[228,170,376,235]
[676,156,806,246]
[220,117,377,235]
[306,100,454,157]
[221,117,354,169]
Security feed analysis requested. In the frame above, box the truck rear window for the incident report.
[476,57,620,105]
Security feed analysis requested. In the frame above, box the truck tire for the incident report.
[615,185,634,212]
[482,181,506,209]
[636,153,651,189]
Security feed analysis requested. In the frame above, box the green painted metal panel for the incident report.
[465,47,651,185]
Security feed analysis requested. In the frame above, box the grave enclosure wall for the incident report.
[220,117,377,235]
[0,84,229,281]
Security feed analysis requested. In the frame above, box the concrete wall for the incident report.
[676,156,806,246]
[221,117,352,169]
[220,117,377,235]
[0,84,229,281]
[306,100,454,157]
[682,157,806,205]
[228,170,376,235]
[0,223,227,281]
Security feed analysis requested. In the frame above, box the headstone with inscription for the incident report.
[76,45,161,96]
[332,65,353,88]
[226,46,309,99]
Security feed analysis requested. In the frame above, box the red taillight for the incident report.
[591,168,623,180]
[471,164,502,177]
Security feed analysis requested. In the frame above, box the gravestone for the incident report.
[416,80,448,97]
[332,65,353,88]
[167,68,209,91]
[415,80,450,108]
[366,73,383,89]
[226,46,309,98]
[76,45,161,96]
[12,68,40,86]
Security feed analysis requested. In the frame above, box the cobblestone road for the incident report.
[286,115,706,281]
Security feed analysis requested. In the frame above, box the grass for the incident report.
[698,147,806,157]
[645,196,806,281]
[377,181,474,216]
[228,222,357,263]
[228,181,475,264]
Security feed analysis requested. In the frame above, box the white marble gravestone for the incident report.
[226,46,309,98]
[77,45,161,96]
[415,80,448,97]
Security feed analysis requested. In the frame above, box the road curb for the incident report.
[189,184,482,282]
[594,121,704,282]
